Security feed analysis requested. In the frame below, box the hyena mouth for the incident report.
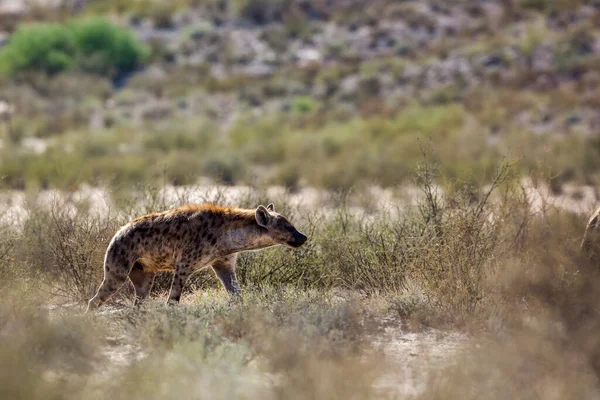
[287,233,307,248]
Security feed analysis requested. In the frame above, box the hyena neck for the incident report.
[219,221,277,255]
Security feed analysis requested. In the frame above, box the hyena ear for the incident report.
[267,203,274,211]
[255,205,271,228]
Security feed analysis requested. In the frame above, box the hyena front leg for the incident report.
[167,262,192,304]
[211,254,240,295]
[87,256,132,312]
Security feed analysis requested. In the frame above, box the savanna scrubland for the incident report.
[1,0,600,398]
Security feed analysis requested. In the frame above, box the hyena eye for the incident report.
[285,225,295,232]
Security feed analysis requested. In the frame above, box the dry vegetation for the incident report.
[1,0,600,397]
[1,159,599,398]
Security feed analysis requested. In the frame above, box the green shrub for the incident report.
[0,23,76,75]
[291,96,316,113]
[0,18,148,78]
[71,17,149,77]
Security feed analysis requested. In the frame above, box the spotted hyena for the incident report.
[582,205,600,257]
[86,203,307,311]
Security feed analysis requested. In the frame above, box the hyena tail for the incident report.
[86,246,134,313]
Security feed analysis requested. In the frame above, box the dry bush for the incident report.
[0,289,105,400]
[4,158,594,326]
[318,205,414,293]
[2,165,600,399]
[409,160,512,319]
[416,331,600,399]
[19,198,122,302]
[403,161,600,397]
[413,208,600,399]
[0,213,19,291]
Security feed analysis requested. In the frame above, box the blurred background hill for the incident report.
[0,0,599,196]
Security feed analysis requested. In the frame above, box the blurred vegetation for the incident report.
[0,18,148,77]
[0,0,598,192]
[0,93,599,191]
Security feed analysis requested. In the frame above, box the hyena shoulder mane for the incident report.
[130,203,255,224]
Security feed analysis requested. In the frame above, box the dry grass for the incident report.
[1,160,600,398]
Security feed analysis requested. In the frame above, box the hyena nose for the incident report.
[296,233,307,246]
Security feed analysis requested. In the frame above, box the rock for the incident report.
[22,137,48,155]
[295,47,322,67]
[340,75,360,96]
[531,45,554,73]
[88,109,105,131]
[143,65,167,81]
[237,62,273,77]
[227,29,276,64]
[0,100,14,118]
[210,64,228,80]
[141,101,173,121]
[480,2,504,31]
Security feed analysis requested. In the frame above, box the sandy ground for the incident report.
[83,301,467,397]
[373,320,468,396]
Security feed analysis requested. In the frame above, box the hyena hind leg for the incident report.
[129,262,156,306]
[86,260,132,312]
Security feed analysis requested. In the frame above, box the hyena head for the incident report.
[255,203,307,248]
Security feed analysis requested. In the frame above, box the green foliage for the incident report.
[4,93,599,191]
[0,18,148,77]
[0,23,76,75]
[291,96,316,113]
[517,0,586,12]
[71,17,149,77]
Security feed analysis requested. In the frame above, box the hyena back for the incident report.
[86,203,307,311]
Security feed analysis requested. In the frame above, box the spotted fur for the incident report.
[86,203,307,311]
